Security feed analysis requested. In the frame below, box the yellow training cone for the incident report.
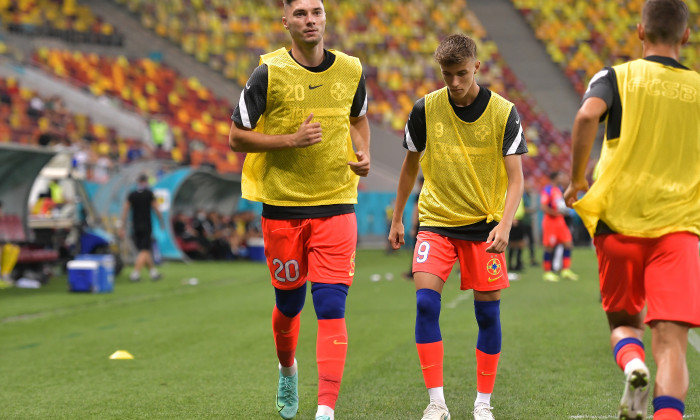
[109,350,134,360]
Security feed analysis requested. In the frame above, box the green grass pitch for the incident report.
[1,247,698,419]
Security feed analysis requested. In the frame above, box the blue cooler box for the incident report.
[76,254,115,293]
[67,260,99,292]
[247,237,265,262]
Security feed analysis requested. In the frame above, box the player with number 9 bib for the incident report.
[388,34,527,420]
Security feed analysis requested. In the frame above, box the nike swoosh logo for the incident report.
[421,364,436,370]
[480,371,495,376]
[276,393,284,411]
[333,340,347,345]
[309,84,323,90]
[515,117,520,125]
[279,329,292,334]
[245,82,251,90]
[488,276,501,282]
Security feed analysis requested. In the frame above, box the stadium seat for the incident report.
[0,0,124,46]
[110,0,570,180]
[30,50,244,173]
[0,76,147,180]
[511,0,700,94]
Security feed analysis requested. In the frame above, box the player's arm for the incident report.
[487,106,526,253]
[228,64,322,153]
[540,192,559,216]
[389,150,421,250]
[389,98,426,250]
[347,73,370,177]
[563,97,607,206]
[348,115,370,176]
[486,154,523,253]
[564,69,615,207]
[229,115,322,152]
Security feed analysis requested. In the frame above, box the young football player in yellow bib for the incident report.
[229,1,370,419]
[389,34,526,420]
[565,1,700,419]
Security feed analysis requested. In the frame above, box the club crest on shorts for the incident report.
[487,258,502,276]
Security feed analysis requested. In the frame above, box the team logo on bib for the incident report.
[331,82,348,101]
[475,125,491,141]
[486,258,502,276]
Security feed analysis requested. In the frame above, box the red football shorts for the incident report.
[594,231,700,327]
[412,231,510,291]
[541,215,572,247]
[261,213,357,290]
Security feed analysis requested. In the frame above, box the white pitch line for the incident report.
[445,292,472,309]
[689,329,700,354]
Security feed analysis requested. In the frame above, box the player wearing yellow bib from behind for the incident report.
[229,1,370,420]
[389,34,527,420]
[564,1,700,419]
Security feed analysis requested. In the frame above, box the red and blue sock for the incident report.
[312,283,349,409]
[474,300,501,395]
[562,248,571,269]
[272,284,307,367]
[543,251,553,272]
[415,288,443,389]
[613,337,645,372]
[653,396,684,420]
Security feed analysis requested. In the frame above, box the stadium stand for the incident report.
[512,0,700,95]
[0,75,154,180]
[30,48,244,174]
[0,0,124,46]
[111,0,570,183]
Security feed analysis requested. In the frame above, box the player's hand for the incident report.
[118,227,126,239]
[388,221,405,250]
[294,114,322,148]
[564,178,589,208]
[348,150,370,177]
[485,223,509,253]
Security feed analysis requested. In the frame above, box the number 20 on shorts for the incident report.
[272,258,300,282]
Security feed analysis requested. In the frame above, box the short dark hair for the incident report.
[138,174,148,183]
[434,34,477,66]
[642,0,689,44]
[283,0,323,5]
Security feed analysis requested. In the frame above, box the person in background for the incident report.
[541,171,578,282]
[0,200,17,289]
[522,178,538,266]
[507,200,526,279]
[120,174,164,282]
